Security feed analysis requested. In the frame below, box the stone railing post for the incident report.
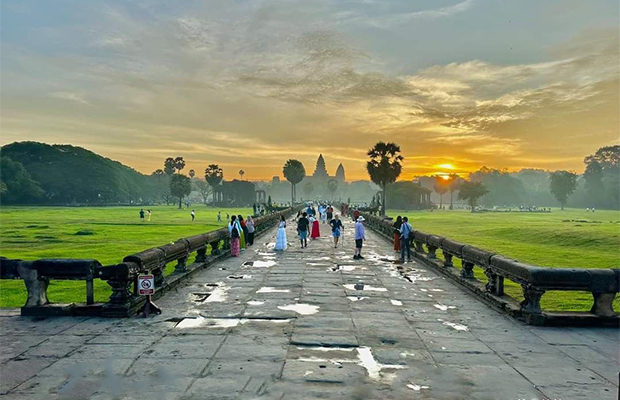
[210,239,221,255]
[591,293,616,317]
[195,246,207,263]
[484,269,504,296]
[174,255,188,274]
[521,284,545,314]
[153,266,165,288]
[461,261,475,279]
[443,253,453,267]
[427,245,437,259]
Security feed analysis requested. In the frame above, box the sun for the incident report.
[441,175,450,180]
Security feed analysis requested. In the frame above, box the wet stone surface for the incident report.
[1,216,618,399]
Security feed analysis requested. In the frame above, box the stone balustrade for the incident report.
[0,207,296,317]
[357,212,619,326]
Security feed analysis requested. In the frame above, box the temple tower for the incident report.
[313,154,329,179]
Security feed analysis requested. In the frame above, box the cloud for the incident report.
[48,92,91,106]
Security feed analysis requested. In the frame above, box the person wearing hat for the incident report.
[353,216,366,260]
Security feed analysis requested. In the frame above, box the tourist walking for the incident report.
[393,216,402,252]
[330,215,343,248]
[239,215,249,246]
[353,216,366,260]
[275,216,287,251]
[191,210,196,222]
[229,216,240,257]
[399,217,413,262]
[297,212,310,248]
[246,216,255,246]
[146,209,151,222]
[139,209,145,222]
[311,214,320,239]
[236,215,246,250]
[326,206,333,221]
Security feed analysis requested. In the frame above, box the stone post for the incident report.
[461,261,475,279]
[174,255,188,274]
[210,239,221,255]
[591,292,616,317]
[195,246,207,263]
[443,253,453,267]
[521,284,545,314]
[427,245,437,259]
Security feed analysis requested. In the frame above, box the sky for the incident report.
[1,0,619,181]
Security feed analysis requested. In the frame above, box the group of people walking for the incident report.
[228,215,256,257]
[272,204,365,259]
[392,216,415,262]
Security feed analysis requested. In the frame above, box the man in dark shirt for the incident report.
[297,212,310,248]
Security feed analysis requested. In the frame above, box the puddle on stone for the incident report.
[347,296,369,302]
[257,287,290,293]
[191,293,211,303]
[404,274,436,283]
[357,347,407,382]
[400,351,415,358]
[176,316,291,329]
[407,383,430,391]
[244,260,276,268]
[390,300,403,306]
[247,301,265,306]
[278,304,320,315]
[343,284,387,292]
[297,346,355,352]
[228,275,252,280]
[205,283,229,302]
[438,319,469,331]
[329,265,356,272]
[296,345,406,383]
[430,289,444,292]
[434,304,456,311]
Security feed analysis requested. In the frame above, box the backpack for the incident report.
[231,226,240,239]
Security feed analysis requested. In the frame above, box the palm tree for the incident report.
[433,176,449,208]
[205,164,223,202]
[173,157,186,173]
[283,160,306,205]
[239,169,245,180]
[366,142,403,216]
[448,173,459,209]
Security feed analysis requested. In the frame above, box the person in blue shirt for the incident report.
[399,216,414,262]
[353,216,366,260]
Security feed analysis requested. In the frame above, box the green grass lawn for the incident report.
[387,208,620,312]
[0,205,251,307]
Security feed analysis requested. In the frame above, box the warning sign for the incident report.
[138,275,155,295]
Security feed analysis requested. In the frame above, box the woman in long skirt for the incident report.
[311,215,320,239]
[274,216,287,251]
[229,216,241,257]
[235,216,246,249]
[393,216,402,252]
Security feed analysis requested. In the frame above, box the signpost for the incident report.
[138,274,161,317]
[138,275,154,295]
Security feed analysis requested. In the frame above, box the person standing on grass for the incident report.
[139,209,145,222]
[191,210,196,222]
[275,216,287,251]
[226,213,230,223]
[329,214,343,248]
[353,216,366,260]
[392,216,402,252]
[146,210,152,222]
[229,215,240,257]
[399,216,414,262]
[217,211,222,223]
[297,212,310,248]
[246,216,255,246]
